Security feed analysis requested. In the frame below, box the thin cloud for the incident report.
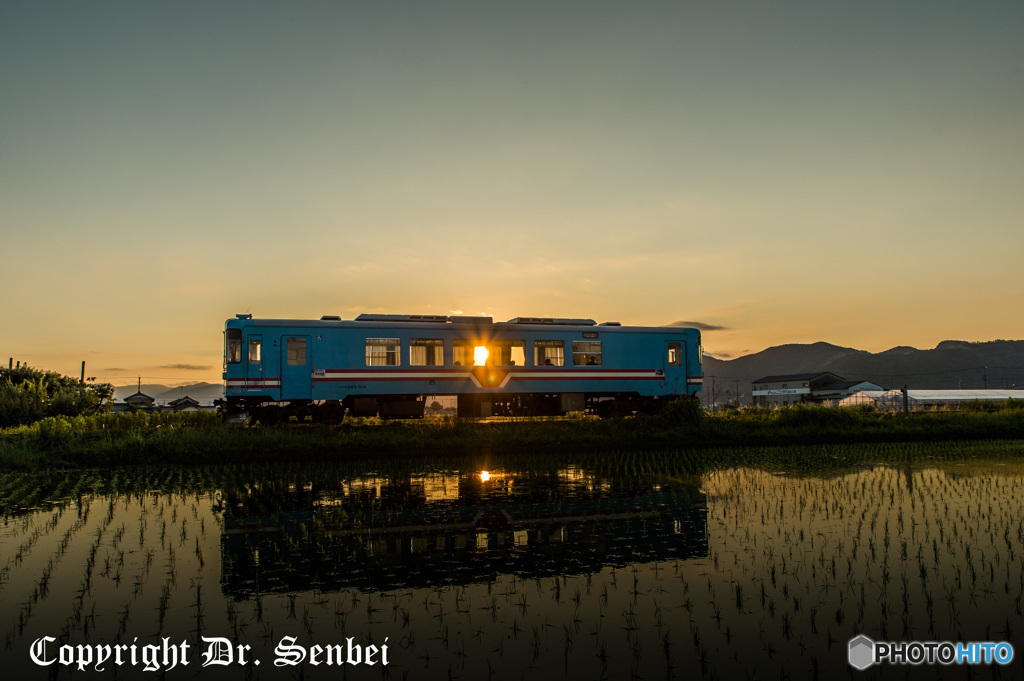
[160,364,214,371]
[666,321,729,331]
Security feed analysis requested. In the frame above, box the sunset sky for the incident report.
[3,1,1022,386]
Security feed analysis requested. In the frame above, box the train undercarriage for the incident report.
[218,392,681,424]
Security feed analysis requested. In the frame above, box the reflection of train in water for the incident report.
[218,471,708,595]
[221,313,702,422]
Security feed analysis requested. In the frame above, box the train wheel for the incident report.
[317,402,345,426]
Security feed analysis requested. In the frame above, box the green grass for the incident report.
[0,403,1022,471]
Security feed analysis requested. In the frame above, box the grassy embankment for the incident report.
[0,400,1022,471]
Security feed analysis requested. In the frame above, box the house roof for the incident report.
[816,380,883,392]
[843,389,1024,402]
[903,390,1024,402]
[751,372,842,384]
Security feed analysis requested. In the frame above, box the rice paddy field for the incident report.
[1,442,1022,680]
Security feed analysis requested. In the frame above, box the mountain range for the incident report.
[112,382,224,405]
[110,339,1024,407]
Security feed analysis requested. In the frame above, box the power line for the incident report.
[90,375,221,380]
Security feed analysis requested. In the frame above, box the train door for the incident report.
[246,335,263,385]
[281,336,312,400]
[664,341,684,395]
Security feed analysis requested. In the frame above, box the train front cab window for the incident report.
[366,338,400,366]
[572,341,602,366]
[410,339,443,366]
[226,329,242,365]
[534,340,564,366]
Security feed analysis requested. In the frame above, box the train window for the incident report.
[534,340,564,366]
[286,337,307,365]
[452,340,473,366]
[410,338,443,366]
[493,340,525,366]
[226,329,242,364]
[668,342,682,366]
[366,338,400,366]
[572,341,602,366]
[248,339,261,363]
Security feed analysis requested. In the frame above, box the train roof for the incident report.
[227,314,701,334]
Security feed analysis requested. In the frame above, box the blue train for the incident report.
[221,313,702,421]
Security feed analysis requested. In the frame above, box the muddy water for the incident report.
[0,457,1022,680]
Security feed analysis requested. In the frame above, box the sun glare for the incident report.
[479,471,491,482]
[474,346,488,366]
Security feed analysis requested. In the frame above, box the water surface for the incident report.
[1,452,1022,679]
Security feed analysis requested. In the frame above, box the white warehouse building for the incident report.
[838,390,1024,411]
[751,372,884,407]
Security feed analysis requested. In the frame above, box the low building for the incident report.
[166,396,201,412]
[751,372,883,407]
[840,389,1024,411]
[110,390,157,412]
[803,379,885,406]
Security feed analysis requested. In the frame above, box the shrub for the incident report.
[657,396,704,427]
[0,365,114,427]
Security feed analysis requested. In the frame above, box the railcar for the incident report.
[220,313,702,422]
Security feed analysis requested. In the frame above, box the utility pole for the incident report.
[81,361,86,382]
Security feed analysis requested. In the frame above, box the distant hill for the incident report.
[703,340,1024,405]
[112,382,223,405]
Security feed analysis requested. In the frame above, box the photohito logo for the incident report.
[848,635,874,671]
[848,635,1015,670]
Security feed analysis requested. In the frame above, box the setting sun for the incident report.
[474,346,488,366]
